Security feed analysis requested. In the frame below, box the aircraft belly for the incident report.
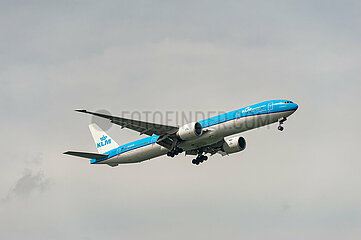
[100,144,168,164]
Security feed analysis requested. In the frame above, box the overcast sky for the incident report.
[1,1,361,239]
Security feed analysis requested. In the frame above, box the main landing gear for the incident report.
[278,117,287,131]
[192,149,208,165]
[167,147,183,158]
[192,155,208,165]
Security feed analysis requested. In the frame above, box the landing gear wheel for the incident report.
[192,159,200,165]
[199,155,207,163]
[167,150,175,157]
[174,147,183,155]
[168,147,183,157]
[192,155,208,165]
[191,148,208,165]
[277,117,286,131]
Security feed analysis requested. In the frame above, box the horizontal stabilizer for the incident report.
[63,151,109,159]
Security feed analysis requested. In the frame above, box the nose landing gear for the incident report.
[278,117,287,131]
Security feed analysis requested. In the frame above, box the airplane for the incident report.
[64,99,298,166]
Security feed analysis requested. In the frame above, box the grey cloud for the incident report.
[24,152,43,166]
[2,153,51,202]
[3,169,50,201]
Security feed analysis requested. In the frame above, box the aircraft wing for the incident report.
[75,110,178,149]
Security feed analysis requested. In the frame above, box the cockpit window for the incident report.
[284,101,293,104]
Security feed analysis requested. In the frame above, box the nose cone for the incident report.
[291,103,298,111]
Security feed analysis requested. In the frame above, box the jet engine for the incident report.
[222,137,246,154]
[177,122,203,140]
